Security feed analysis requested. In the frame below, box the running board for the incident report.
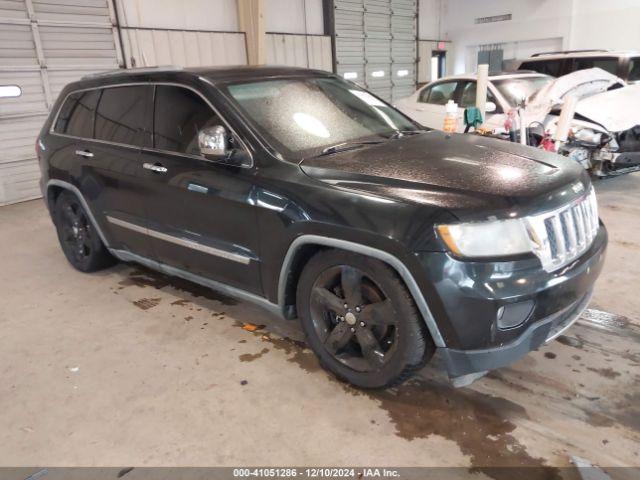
[109,248,283,318]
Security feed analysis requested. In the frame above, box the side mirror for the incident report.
[198,125,249,166]
[485,101,497,113]
[198,125,228,157]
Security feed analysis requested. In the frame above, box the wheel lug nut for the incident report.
[360,321,365,327]
[350,327,355,332]
[344,303,348,309]
[355,306,361,313]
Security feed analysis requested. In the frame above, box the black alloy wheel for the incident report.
[297,250,434,389]
[54,191,114,272]
[310,264,398,372]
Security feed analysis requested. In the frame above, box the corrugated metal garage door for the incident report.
[333,0,416,102]
[0,0,121,205]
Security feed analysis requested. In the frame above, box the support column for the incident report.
[237,0,265,65]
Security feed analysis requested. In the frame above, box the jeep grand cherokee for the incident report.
[37,66,607,388]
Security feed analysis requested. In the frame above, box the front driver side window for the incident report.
[154,85,222,156]
[419,82,457,105]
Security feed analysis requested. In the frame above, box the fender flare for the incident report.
[46,179,111,248]
[277,234,446,348]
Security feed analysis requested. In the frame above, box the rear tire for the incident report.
[296,249,434,389]
[53,190,114,272]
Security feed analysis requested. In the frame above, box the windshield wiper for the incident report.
[387,129,425,139]
[318,140,385,156]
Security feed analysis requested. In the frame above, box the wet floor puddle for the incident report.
[116,267,238,306]
[115,267,639,477]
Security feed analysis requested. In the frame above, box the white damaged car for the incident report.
[397,68,640,177]
[525,68,640,176]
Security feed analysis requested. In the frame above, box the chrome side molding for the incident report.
[106,215,252,265]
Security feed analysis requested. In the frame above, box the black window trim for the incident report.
[50,81,254,168]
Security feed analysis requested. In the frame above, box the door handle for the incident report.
[75,150,93,158]
[143,162,168,174]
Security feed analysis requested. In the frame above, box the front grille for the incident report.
[525,186,599,272]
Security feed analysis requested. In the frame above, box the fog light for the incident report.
[497,300,535,330]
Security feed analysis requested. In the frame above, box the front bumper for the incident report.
[439,288,592,377]
[415,223,607,377]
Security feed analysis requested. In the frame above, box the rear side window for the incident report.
[95,85,152,147]
[573,57,619,75]
[153,85,220,155]
[54,90,100,138]
[419,81,457,105]
[520,60,564,77]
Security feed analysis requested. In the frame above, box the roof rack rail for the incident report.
[530,49,609,57]
[81,65,183,80]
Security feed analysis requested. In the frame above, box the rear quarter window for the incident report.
[54,90,100,138]
[520,60,564,77]
[573,57,619,76]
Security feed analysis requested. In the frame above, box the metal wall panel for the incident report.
[0,0,120,205]
[120,28,247,68]
[266,34,332,72]
[334,0,417,102]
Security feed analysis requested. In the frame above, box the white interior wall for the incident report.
[115,0,331,71]
[423,0,640,74]
[115,0,245,67]
[264,0,324,34]
[116,0,239,30]
[568,0,640,51]
[418,0,442,40]
[263,0,329,71]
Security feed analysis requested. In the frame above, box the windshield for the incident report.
[492,76,553,107]
[223,77,419,160]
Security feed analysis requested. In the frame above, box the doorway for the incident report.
[431,50,447,82]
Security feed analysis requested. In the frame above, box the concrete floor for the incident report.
[0,174,639,476]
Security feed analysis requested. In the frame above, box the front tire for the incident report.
[296,249,434,389]
[53,190,114,272]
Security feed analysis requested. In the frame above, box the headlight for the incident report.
[436,219,532,258]
[573,127,602,144]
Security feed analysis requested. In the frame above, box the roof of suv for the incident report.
[427,71,549,82]
[81,65,332,84]
[524,50,639,61]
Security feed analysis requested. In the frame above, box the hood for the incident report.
[525,68,639,133]
[573,84,640,132]
[300,131,586,219]
[530,68,625,106]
